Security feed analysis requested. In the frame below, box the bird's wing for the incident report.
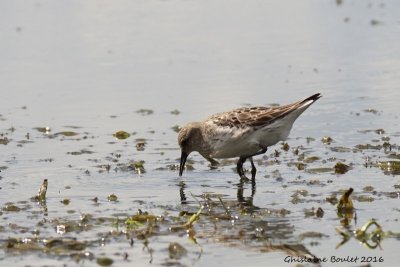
[208,93,321,128]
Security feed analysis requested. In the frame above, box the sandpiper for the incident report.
[178,93,321,179]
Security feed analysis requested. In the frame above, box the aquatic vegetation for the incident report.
[132,161,145,174]
[303,207,324,218]
[337,188,354,213]
[114,160,146,174]
[136,109,154,116]
[370,19,383,26]
[358,128,385,134]
[363,108,380,114]
[33,179,48,202]
[334,162,351,174]
[67,149,94,155]
[321,136,333,144]
[298,231,329,241]
[113,131,130,140]
[135,141,146,151]
[54,131,79,137]
[34,126,51,134]
[107,194,118,202]
[376,161,400,175]
[306,167,334,174]
[387,153,400,160]
[0,137,9,145]
[281,142,290,151]
[303,156,320,163]
[363,186,375,192]
[2,204,21,212]
[170,109,181,115]
[171,125,180,133]
[96,257,114,266]
[61,199,70,205]
[355,143,382,150]
[337,220,385,250]
[330,146,352,153]
[169,242,187,259]
[353,195,374,202]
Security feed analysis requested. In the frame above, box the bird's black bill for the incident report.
[179,151,189,176]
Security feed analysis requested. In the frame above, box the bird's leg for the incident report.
[201,153,220,169]
[236,156,249,180]
[250,147,268,157]
[206,157,219,168]
[249,157,257,179]
[237,147,267,180]
[237,147,268,180]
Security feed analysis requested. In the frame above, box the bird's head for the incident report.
[178,123,202,176]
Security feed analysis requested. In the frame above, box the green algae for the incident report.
[113,131,130,140]
[97,257,114,266]
[107,194,118,202]
[55,131,79,137]
[2,204,21,212]
[303,156,320,163]
[136,109,154,116]
[334,162,351,174]
[171,125,180,133]
[33,179,48,202]
[322,136,333,144]
[376,161,400,175]
[337,188,354,213]
[168,242,187,259]
[0,137,10,145]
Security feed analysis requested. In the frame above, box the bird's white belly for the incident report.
[207,119,293,159]
[211,141,259,158]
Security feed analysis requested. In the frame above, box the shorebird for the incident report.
[178,93,321,180]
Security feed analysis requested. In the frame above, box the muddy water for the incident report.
[1,0,400,266]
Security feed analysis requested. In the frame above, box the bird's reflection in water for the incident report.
[178,175,259,213]
[178,181,187,205]
[175,177,317,260]
[236,177,259,212]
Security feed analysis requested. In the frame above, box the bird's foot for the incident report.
[237,156,258,181]
[240,174,251,183]
[205,156,219,169]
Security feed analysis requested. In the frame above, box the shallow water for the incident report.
[1,0,400,266]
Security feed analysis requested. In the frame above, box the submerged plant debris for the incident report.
[54,131,79,137]
[113,131,130,140]
[337,188,354,213]
[334,162,351,174]
[336,219,390,250]
[321,136,333,145]
[376,161,400,175]
[0,137,10,145]
[34,179,48,202]
[170,109,181,115]
[171,125,180,133]
[136,109,154,116]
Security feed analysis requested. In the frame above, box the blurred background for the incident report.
[1,0,399,127]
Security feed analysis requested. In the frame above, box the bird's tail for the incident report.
[298,93,322,109]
